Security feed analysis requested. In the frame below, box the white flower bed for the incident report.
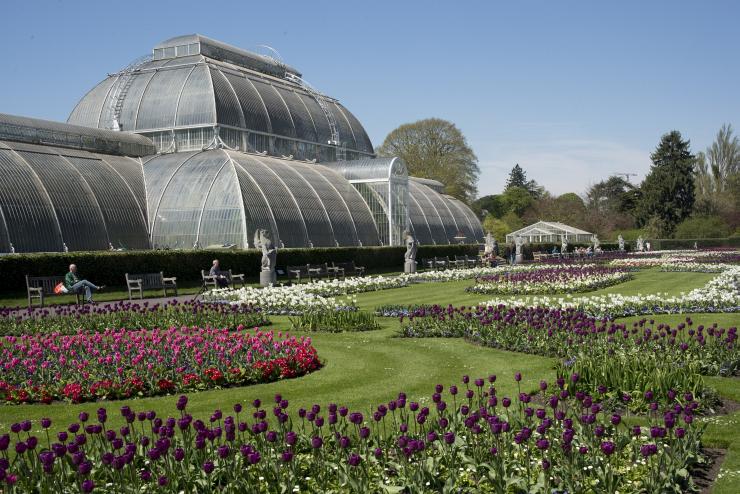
[482,265,740,318]
[202,285,353,315]
[467,270,632,295]
[660,262,729,273]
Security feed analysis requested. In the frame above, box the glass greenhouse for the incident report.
[0,34,483,253]
[505,221,593,244]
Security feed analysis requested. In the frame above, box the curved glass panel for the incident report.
[250,80,296,138]
[142,151,199,227]
[409,181,447,244]
[277,88,318,147]
[336,103,373,153]
[224,73,270,133]
[13,144,108,250]
[68,76,116,128]
[175,64,217,127]
[196,159,245,248]
[407,192,434,245]
[150,151,229,249]
[118,71,157,132]
[135,68,193,130]
[210,68,244,129]
[330,102,357,150]
[0,143,63,252]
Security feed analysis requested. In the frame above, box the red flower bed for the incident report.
[0,327,320,404]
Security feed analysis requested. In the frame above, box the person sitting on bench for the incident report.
[209,259,229,288]
[64,264,104,304]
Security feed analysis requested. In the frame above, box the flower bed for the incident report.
[0,376,704,493]
[0,328,320,404]
[203,285,354,315]
[466,266,632,295]
[660,262,733,273]
[289,309,380,333]
[482,266,740,318]
[400,305,737,410]
[0,300,268,336]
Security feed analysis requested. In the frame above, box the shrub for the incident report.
[674,215,731,239]
[0,245,479,295]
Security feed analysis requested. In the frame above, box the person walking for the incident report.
[64,264,104,304]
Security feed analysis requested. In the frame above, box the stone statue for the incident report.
[514,235,524,264]
[404,230,418,273]
[561,235,568,254]
[254,229,277,286]
[618,235,625,252]
[492,237,499,257]
[62,242,68,253]
[9,243,15,254]
[484,233,495,255]
[592,234,600,251]
[636,236,644,252]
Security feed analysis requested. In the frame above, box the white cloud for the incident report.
[476,139,652,197]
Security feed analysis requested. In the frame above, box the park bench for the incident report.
[307,263,329,281]
[332,261,366,278]
[287,265,309,284]
[201,269,246,290]
[25,275,83,309]
[125,272,177,300]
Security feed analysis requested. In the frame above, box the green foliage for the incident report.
[482,215,510,242]
[0,245,479,295]
[636,131,696,234]
[289,309,380,333]
[505,164,543,198]
[674,216,731,239]
[500,186,534,216]
[650,236,740,250]
[376,118,479,203]
[471,194,506,219]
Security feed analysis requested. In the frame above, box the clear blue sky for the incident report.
[1,0,738,197]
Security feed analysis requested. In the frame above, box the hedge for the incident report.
[0,245,479,295]
[649,237,740,250]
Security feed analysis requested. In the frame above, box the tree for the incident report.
[674,216,731,239]
[471,194,506,219]
[705,124,740,192]
[482,215,511,242]
[586,176,636,214]
[635,131,696,236]
[505,164,544,198]
[500,186,534,216]
[694,124,739,229]
[376,118,479,203]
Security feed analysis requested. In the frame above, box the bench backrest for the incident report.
[286,265,309,276]
[26,275,66,295]
[334,261,357,271]
[126,272,164,289]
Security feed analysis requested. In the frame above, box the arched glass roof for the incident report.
[0,140,149,253]
[142,150,380,249]
[407,180,483,245]
[68,35,374,159]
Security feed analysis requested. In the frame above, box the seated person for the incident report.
[209,259,230,288]
[64,264,104,304]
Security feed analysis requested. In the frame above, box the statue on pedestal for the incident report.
[618,234,625,252]
[515,235,524,264]
[484,233,495,255]
[254,229,277,286]
[561,235,568,255]
[636,236,644,252]
[404,230,418,273]
[592,234,600,252]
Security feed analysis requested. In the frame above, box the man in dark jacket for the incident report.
[64,264,104,303]
[209,259,229,288]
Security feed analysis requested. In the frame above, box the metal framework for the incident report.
[505,221,593,244]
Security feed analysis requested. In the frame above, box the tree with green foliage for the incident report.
[500,186,534,216]
[505,164,543,198]
[694,124,739,230]
[471,194,506,219]
[376,118,479,203]
[674,216,731,239]
[635,131,696,236]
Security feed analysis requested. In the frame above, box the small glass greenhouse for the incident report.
[505,221,593,244]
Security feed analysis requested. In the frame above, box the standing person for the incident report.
[64,264,104,304]
[209,259,229,288]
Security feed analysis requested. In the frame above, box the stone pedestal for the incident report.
[515,254,523,264]
[404,260,417,273]
[260,270,276,287]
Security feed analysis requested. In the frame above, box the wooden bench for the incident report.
[125,272,177,300]
[287,265,309,284]
[25,275,83,309]
[332,261,366,278]
[307,263,329,282]
[201,269,246,290]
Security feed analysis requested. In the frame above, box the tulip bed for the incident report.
[0,300,268,336]
[482,265,740,318]
[0,328,320,405]
[0,375,705,493]
[289,309,380,333]
[466,266,632,295]
[400,305,738,411]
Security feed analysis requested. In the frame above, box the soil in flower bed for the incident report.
[693,448,727,494]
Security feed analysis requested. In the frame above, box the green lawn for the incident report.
[0,268,737,492]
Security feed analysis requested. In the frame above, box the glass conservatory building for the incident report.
[0,34,483,252]
[505,221,593,244]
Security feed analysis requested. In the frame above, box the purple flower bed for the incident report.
[467,266,632,294]
[0,375,704,493]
